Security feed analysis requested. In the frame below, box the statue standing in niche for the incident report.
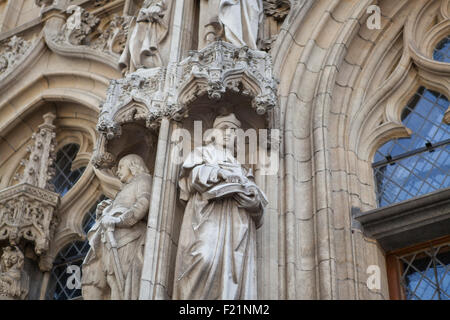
[173,113,268,300]
[219,0,264,49]
[119,0,170,74]
[81,154,152,300]
[0,246,29,300]
[204,0,263,49]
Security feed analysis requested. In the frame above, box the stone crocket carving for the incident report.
[82,154,152,300]
[173,113,268,299]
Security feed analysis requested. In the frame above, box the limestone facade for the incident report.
[0,0,448,300]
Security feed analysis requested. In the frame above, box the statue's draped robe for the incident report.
[82,174,152,300]
[173,144,267,300]
[119,0,170,73]
[218,0,263,50]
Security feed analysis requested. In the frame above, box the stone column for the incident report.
[138,0,201,300]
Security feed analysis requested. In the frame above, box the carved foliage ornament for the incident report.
[0,36,32,80]
[54,5,100,46]
[54,5,132,59]
[263,0,291,21]
[91,15,133,56]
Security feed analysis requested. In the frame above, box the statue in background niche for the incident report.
[173,113,268,299]
[205,0,264,50]
[82,154,152,300]
[0,246,29,300]
[119,0,170,74]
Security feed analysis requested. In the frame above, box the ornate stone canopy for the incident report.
[0,113,60,271]
[93,40,278,168]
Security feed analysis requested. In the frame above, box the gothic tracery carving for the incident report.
[0,114,59,269]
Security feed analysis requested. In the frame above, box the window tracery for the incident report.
[373,87,449,207]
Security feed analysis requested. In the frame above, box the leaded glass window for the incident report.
[52,144,86,196]
[433,36,450,63]
[373,87,450,207]
[397,242,450,300]
[46,198,104,300]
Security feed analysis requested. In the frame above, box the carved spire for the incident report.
[20,113,57,191]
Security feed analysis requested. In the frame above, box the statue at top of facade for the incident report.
[119,0,170,74]
[0,246,29,300]
[173,113,268,300]
[204,0,264,50]
[81,154,152,300]
[219,0,264,49]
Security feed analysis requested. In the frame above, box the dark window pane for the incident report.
[399,243,450,300]
[46,196,106,300]
[51,144,86,196]
[433,36,450,63]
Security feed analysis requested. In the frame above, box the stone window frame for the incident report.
[45,196,106,300]
[354,2,450,300]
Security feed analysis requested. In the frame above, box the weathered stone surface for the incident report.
[0,0,448,302]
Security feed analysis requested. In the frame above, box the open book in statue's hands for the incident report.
[202,182,268,207]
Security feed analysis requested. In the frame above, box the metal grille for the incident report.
[373,87,450,207]
[46,198,104,300]
[433,36,450,63]
[52,144,86,196]
[398,243,450,300]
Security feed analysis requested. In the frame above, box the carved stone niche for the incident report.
[92,69,161,170]
[179,92,274,158]
[92,41,277,169]
[0,185,59,256]
[93,41,277,169]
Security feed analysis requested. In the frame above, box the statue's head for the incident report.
[116,154,150,183]
[206,113,242,149]
[1,247,24,272]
